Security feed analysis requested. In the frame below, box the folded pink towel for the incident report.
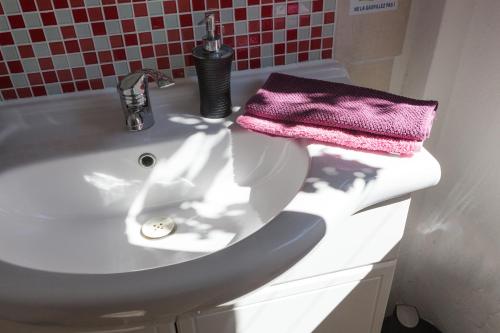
[241,73,438,141]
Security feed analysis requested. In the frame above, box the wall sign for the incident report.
[350,0,398,15]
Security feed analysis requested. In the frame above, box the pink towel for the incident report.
[236,73,438,155]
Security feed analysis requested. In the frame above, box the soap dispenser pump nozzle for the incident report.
[199,12,221,52]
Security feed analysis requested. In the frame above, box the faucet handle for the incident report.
[117,69,175,131]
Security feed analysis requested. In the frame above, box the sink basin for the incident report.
[0,115,309,274]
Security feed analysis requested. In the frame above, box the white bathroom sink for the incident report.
[0,82,326,327]
[0,115,309,274]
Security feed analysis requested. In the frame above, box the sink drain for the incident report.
[141,217,176,239]
[138,153,156,168]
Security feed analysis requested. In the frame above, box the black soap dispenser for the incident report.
[192,12,234,118]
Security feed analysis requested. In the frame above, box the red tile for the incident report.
[287,2,298,15]
[38,57,54,70]
[29,29,46,42]
[156,56,170,69]
[261,5,272,17]
[181,27,194,40]
[311,26,322,38]
[249,33,260,45]
[98,50,112,63]
[124,33,138,46]
[168,43,182,55]
[261,31,273,43]
[101,64,115,76]
[248,20,260,33]
[163,1,177,14]
[298,40,309,51]
[20,0,37,12]
[299,15,310,26]
[17,88,32,98]
[192,0,205,11]
[36,0,53,11]
[8,15,25,29]
[0,32,14,45]
[83,52,98,64]
[61,82,75,93]
[184,54,193,66]
[109,35,124,48]
[129,60,142,72]
[261,0,272,3]
[121,19,135,33]
[79,38,95,51]
[220,0,232,8]
[286,29,297,41]
[234,8,246,20]
[72,67,86,79]
[138,32,153,45]
[322,37,333,49]
[60,25,76,39]
[56,69,72,81]
[103,6,118,19]
[133,3,148,16]
[236,35,248,47]
[261,19,273,31]
[64,40,80,53]
[0,76,13,89]
[223,36,235,48]
[72,8,89,23]
[310,38,321,50]
[172,68,185,79]
[207,0,219,10]
[179,14,193,27]
[75,80,90,91]
[274,55,285,65]
[223,23,234,36]
[18,45,35,58]
[155,44,169,56]
[140,46,154,58]
[249,58,260,69]
[274,18,285,30]
[274,43,285,55]
[69,0,85,7]
[286,41,297,53]
[49,41,65,55]
[236,48,248,60]
[91,22,106,35]
[42,70,58,83]
[324,11,335,24]
[249,46,260,58]
[32,85,47,96]
[151,16,164,30]
[89,78,104,90]
[0,62,7,75]
[178,0,191,12]
[103,0,115,4]
[312,0,323,12]
[247,0,259,5]
[87,7,103,21]
[182,41,195,53]
[237,60,248,70]
[40,11,57,25]
[53,0,69,9]
[167,29,181,42]
[321,49,332,59]
[112,48,126,61]
[298,52,308,62]
[1,89,17,99]
[7,61,23,73]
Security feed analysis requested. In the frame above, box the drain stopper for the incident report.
[141,217,176,239]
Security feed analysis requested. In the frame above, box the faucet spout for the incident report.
[117,69,175,131]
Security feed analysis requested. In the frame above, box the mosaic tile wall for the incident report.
[0,0,335,101]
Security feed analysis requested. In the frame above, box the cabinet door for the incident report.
[177,262,394,333]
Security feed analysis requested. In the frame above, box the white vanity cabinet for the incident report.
[176,197,412,333]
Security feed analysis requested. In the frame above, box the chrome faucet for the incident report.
[117,69,175,131]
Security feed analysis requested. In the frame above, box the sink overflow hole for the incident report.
[138,153,156,168]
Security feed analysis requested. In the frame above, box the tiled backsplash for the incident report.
[0,0,335,101]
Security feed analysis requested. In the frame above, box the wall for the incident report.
[388,0,500,332]
[334,0,410,91]
[0,0,335,101]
